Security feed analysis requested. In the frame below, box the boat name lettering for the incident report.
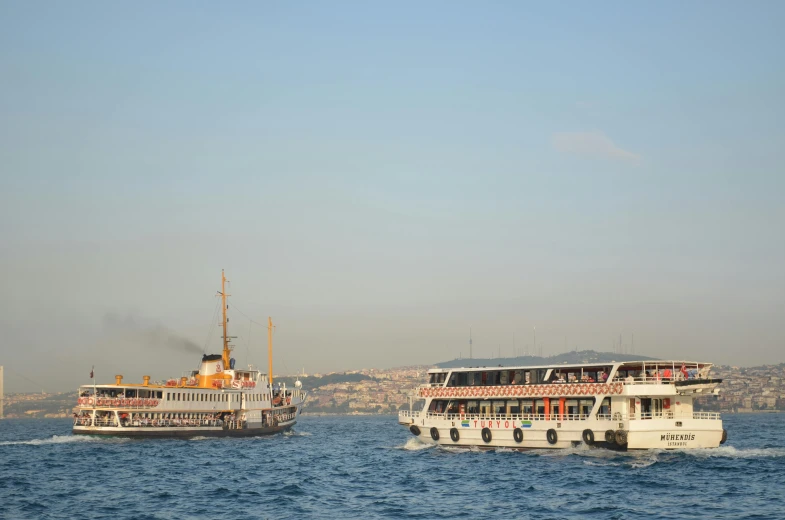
[660,433,695,441]
[474,420,516,429]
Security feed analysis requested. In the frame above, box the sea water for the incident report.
[1,413,784,519]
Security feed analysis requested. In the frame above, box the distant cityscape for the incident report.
[2,357,784,419]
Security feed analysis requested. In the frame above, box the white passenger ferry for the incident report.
[399,360,726,450]
[73,271,306,438]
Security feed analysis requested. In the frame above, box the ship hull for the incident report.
[399,414,724,450]
[73,420,297,438]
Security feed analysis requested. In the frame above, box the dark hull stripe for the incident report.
[72,425,294,438]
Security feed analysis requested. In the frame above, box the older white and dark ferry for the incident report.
[399,360,726,450]
[73,271,306,437]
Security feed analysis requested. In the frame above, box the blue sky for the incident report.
[1,2,783,390]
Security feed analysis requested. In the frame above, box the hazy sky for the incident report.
[1,2,784,392]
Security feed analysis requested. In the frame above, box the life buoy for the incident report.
[152,400,158,406]
[513,428,523,443]
[720,429,728,445]
[615,430,628,445]
[605,429,616,444]
[88,398,94,405]
[481,427,492,443]
[450,428,460,442]
[582,429,595,445]
[546,429,558,445]
[430,427,440,441]
[409,425,421,436]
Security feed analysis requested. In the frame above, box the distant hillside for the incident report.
[273,372,375,391]
[435,350,654,369]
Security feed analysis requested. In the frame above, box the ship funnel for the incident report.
[115,375,123,385]
[143,375,150,386]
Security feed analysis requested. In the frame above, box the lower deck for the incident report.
[399,411,726,450]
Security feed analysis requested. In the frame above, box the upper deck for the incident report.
[426,360,713,385]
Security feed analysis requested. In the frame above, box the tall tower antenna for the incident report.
[268,317,275,386]
[533,326,536,357]
[469,327,473,359]
[513,333,516,358]
[0,365,4,419]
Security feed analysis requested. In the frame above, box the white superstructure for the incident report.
[399,360,726,450]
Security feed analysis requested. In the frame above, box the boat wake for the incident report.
[396,438,435,451]
[671,446,785,459]
[0,435,124,446]
[283,430,312,437]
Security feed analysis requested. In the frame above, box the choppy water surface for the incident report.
[1,413,784,519]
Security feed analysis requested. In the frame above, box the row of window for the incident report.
[437,368,615,387]
[165,392,269,402]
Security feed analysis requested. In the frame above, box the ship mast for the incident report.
[220,270,232,370]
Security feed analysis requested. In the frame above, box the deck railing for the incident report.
[77,398,160,409]
[399,410,722,422]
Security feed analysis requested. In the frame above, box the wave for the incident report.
[283,430,312,437]
[0,435,120,446]
[676,446,785,459]
[396,438,435,451]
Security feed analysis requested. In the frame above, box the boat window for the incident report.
[499,371,509,385]
[429,400,447,413]
[472,372,482,386]
[521,400,534,414]
[598,397,611,415]
[177,393,180,401]
[507,400,520,414]
[535,399,545,415]
[429,373,437,384]
[457,373,468,386]
[466,400,479,414]
[447,373,457,387]
[578,398,594,416]
[512,370,522,384]
[479,400,491,415]
[492,400,506,415]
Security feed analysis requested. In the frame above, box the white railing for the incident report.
[595,411,721,421]
[77,398,160,409]
[127,419,225,428]
[400,410,722,422]
[400,411,590,422]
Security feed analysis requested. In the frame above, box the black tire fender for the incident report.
[450,428,460,442]
[720,429,728,445]
[513,427,524,443]
[481,427,492,443]
[430,427,440,441]
[409,425,421,436]
[582,429,595,445]
[547,428,558,445]
[615,429,628,445]
[605,429,616,444]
